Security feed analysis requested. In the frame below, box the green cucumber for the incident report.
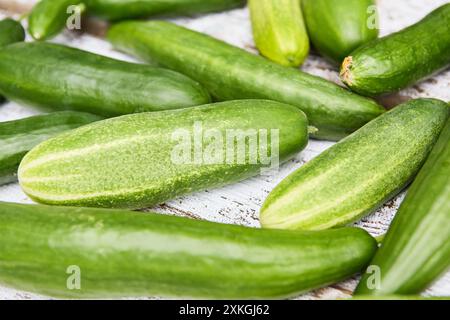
[0,18,25,104]
[0,18,25,47]
[355,118,450,296]
[302,0,378,64]
[260,99,449,230]
[249,0,309,67]
[0,42,211,117]
[87,0,246,21]
[341,4,450,96]
[28,0,86,40]
[0,201,377,299]
[107,20,385,141]
[0,112,101,186]
[18,100,308,209]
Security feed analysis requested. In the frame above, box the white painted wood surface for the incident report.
[0,0,449,300]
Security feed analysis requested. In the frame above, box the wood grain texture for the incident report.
[0,0,449,300]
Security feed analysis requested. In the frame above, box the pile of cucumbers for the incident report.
[0,0,448,300]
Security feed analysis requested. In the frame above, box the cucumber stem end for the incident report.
[340,56,354,86]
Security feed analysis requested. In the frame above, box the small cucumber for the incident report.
[260,99,449,230]
[86,0,246,21]
[0,201,377,299]
[28,0,86,40]
[302,0,378,64]
[0,18,25,104]
[249,0,309,67]
[0,42,211,117]
[0,18,25,47]
[341,4,450,96]
[107,20,385,141]
[355,118,450,296]
[0,112,101,185]
[18,100,308,209]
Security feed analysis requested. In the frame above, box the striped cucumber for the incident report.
[0,201,377,299]
[0,42,210,117]
[341,4,450,96]
[302,0,378,64]
[28,0,86,40]
[249,0,309,67]
[0,18,25,47]
[107,20,385,141]
[260,99,449,230]
[86,0,246,21]
[355,118,450,296]
[0,18,25,104]
[0,112,101,185]
[18,100,308,209]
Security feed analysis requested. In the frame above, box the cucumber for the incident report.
[0,42,211,117]
[107,20,385,141]
[260,99,449,231]
[28,0,86,40]
[350,296,450,300]
[355,118,450,296]
[0,201,377,299]
[341,4,450,96]
[0,18,25,104]
[248,0,309,67]
[0,112,101,186]
[0,18,25,47]
[302,0,378,64]
[87,0,246,21]
[18,100,308,209]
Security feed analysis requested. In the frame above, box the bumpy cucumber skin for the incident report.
[260,99,449,231]
[0,201,377,299]
[107,21,385,141]
[87,0,245,20]
[249,0,309,67]
[0,18,25,47]
[302,0,378,64]
[355,118,450,296]
[19,100,308,209]
[0,112,101,185]
[0,42,211,117]
[341,4,450,96]
[28,0,84,40]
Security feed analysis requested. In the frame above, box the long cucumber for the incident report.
[249,0,309,67]
[18,100,309,209]
[0,42,211,117]
[86,0,246,20]
[107,20,385,141]
[341,4,450,96]
[302,0,378,64]
[355,118,450,295]
[0,112,101,185]
[260,99,449,230]
[0,201,377,299]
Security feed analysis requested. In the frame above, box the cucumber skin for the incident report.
[87,0,245,21]
[249,0,309,67]
[0,18,25,47]
[107,21,385,141]
[302,0,378,64]
[355,118,450,295]
[260,99,449,231]
[0,18,25,104]
[0,112,101,186]
[28,0,83,41]
[0,201,377,299]
[341,4,450,96]
[18,100,308,209]
[0,42,211,117]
